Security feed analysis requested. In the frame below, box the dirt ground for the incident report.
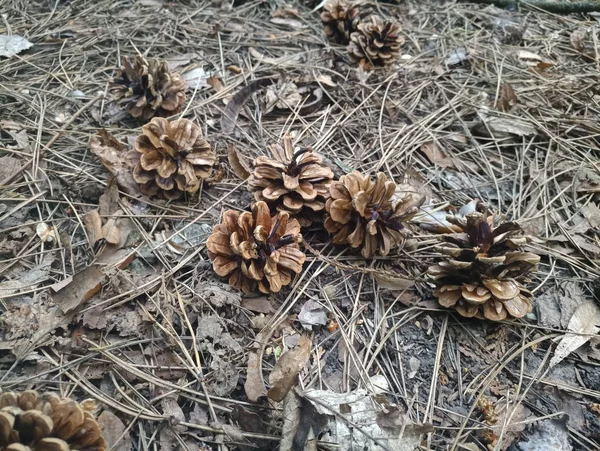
[1,0,600,450]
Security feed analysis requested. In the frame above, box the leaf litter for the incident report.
[3,0,600,450]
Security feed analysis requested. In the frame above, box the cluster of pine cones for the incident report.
[321,0,404,69]
[102,38,540,324]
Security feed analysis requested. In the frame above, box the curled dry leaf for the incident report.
[268,335,312,402]
[550,301,600,368]
[227,144,252,180]
[53,246,136,313]
[221,79,275,134]
[245,330,269,402]
[496,82,517,112]
[90,130,140,196]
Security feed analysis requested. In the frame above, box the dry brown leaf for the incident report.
[496,82,517,112]
[268,335,312,402]
[97,411,133,451]
[420,141,455,168]
[84,210,103,245]
[89,130,140,196]
[227,144,252,180]
[53,246,136,313]
[372,271,415,291]
[207,75,225,93]
[102,218,121,245]
[550,301,600,368]
[221,79,274,134]
[0,156,22,184]
[241,296,275,314]
[245,330,269,402]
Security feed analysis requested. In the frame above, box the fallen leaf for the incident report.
[241,296,275,313]
[496,82,517,112]
[97,411,133,451]
[0,34,33,58]
[270,17,307,29]
[570,28,587,52]
[420,141,455,168]
[445,47,468,66]
[221,79,275,134]
[89,130,140,196]
[53,246,136,313]
[245,330,269,402]
[207,75,225,92]
[102,218,121,244]
[0,156,21,184]
[509,415,571,451]
[84,210,103,246]
[301,388,433,450]
[297,300,327,330]
[280,389,329,451]
[36,222,58,243]
[227,144,252,180]
[268,335,312,402]
[550,301,600,368]
[249,47,302,66]
[182,67,210,89]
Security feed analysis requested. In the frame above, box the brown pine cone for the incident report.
[321,0,361,44]
[248,134,334,226]
[128,117,216,199]
[347,15,404,70]
[324,171,422,258]
[428,207,540,321]
[111,55,186,121]
[206,201,306,294]
[0,391,106,451]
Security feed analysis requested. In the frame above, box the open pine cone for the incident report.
[207,201,306,294]
[248,134,334,226]
[128,117,216,199]
[321,0,361,44]
[111,55,186,120]
[324,171,422,258]
[0,390,106,451]
[428,207,540,321]
[347,15,404,70]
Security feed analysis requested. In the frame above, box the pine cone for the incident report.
[428,208,540,321]
[347,16,404,70]
[324,171,422,258]
[248,134,334,226]
[0,391,106,451]
[207,201,306,294]
[111,55,186,121]
[128,117,216,199]
[321,0,361,44]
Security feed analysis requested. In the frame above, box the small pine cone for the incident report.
[347,15,404,70]
[324,171,422,258]
[0,391,106,451]
[111,55,186,121]
[128,117,216,199]
[207,201,306,294]
[248,134,334,226]
[428,208,541,321]
[321,0,361,44]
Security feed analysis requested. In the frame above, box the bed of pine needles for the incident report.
[1,0,600,450]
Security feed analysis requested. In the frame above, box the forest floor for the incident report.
[1,0,600,450]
